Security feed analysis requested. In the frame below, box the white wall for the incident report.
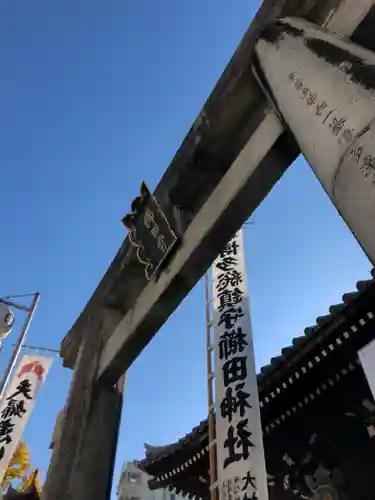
[117,461,182,500]
[359,339,375,401]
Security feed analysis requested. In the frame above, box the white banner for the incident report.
[0,354,53,482]
[212,230,268,500]
[359,339,375,401]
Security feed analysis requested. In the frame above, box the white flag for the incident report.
[212,230,268,500]
[0,354,53,482]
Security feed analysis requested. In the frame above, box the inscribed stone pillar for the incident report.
[255,17,375,265]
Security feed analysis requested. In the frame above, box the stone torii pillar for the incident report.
[254,17,375,264]
[41,308,125,500]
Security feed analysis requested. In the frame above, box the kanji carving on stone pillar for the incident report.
[254,17,375,264]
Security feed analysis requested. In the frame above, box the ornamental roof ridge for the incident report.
[256,268,374,382]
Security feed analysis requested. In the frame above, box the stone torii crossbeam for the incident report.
[41,0,375,499]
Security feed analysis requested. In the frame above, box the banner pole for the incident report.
[0,292,40,402]
[205,272,218,500]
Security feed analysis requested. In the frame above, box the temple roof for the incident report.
[138,268,375,471]
[141,418,209,463]
[256,268,375,384]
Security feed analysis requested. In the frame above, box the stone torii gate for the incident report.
[41,0,375,499]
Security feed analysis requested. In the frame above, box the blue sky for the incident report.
[0,0,372,498]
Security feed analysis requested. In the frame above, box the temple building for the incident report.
[137,269,375,500]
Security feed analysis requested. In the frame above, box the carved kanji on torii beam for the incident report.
[41,1,375,500]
